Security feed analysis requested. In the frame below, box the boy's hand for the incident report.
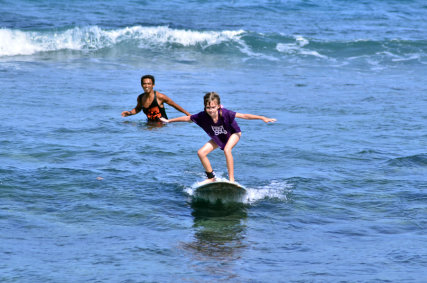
[263,117,277,123]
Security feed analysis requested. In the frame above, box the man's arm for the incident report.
[158,93,191,116]
[235,113,276,123]
[121,96,143,117]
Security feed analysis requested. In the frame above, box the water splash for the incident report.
[244,180,293,204]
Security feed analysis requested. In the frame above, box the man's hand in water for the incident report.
[159,117,169,123]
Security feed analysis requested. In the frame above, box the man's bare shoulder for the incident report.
[156,91,171,102]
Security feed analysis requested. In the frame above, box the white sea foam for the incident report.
[0,26,245,57]
[0,29,45,56]
[276,35,327,59]
[244,180,292,204]
[295,35,309,47]
[0,27,104,56]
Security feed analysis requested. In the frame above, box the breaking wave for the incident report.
[1,25,425,65]
[0,26,244,57]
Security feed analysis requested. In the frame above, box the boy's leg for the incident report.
[197,140,218,180]
[223,133,241,182]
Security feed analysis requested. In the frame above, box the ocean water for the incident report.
[1,0,427,281]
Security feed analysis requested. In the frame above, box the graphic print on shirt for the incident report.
[211,125,228,135]
[147,106,162,120]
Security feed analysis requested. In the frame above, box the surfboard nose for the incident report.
[193,181,247,205]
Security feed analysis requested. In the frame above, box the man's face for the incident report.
[142,78,154,93]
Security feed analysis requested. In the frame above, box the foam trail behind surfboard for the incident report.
[244,180,292,204]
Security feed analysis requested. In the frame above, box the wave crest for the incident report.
[1,26,425,65]
[0,26,245,57]
[387,153,427,168]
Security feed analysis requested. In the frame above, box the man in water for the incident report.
[121,75,190,121]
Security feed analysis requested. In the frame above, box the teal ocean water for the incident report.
[1,0,426,281]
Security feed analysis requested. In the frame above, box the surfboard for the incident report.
[192,180,247,204]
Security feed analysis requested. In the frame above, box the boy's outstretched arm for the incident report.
[160,116,192,123]
[235,113,276,123]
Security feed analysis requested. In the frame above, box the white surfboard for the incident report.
[193,179,247,204]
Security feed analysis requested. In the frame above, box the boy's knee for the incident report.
[224,147,232,155]
[197,148,206,158]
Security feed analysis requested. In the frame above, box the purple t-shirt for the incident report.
[190,108,241,150]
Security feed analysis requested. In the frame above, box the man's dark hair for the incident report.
[141,75,155,85]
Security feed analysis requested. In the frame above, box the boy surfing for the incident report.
[160,92,276,183]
